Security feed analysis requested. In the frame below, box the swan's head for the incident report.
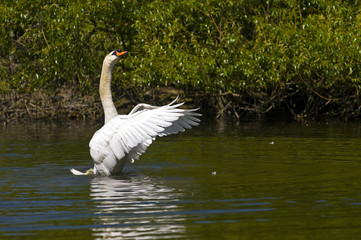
[104,50,128,67]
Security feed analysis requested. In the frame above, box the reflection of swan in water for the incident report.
[90,173,185,239]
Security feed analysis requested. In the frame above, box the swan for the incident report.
[70,50,201,176]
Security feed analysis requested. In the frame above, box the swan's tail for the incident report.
[70,168,95,175]
[70,168,85,175]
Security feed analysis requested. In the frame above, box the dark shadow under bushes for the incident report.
[207,82,361,121]
[2,82,361,123]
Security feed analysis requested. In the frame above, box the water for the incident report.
[1,119,361,239]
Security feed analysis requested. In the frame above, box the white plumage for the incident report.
[89,98,200,175]
[70,50,201,176]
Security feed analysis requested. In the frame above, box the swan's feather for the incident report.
[70,168,84,175]
[89,98,201,175]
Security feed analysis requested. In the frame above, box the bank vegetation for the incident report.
[1,0,361,121]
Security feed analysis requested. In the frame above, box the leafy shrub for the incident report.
[1,0,361,118]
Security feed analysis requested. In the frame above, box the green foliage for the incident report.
[0,0,139,93]
[1,0,361,117]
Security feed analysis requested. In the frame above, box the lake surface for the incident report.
[1,119,361,239]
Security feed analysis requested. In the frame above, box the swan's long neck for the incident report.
[100,60,118,123]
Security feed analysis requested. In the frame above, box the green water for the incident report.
[1,120,361,239]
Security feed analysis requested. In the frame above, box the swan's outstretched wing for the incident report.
[89,100,201,175]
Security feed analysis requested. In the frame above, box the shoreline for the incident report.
[2,85,361,123]
[0,87,202,123]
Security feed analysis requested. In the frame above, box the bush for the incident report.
[1,0,361,118]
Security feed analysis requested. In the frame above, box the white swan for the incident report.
[70,50,201,176]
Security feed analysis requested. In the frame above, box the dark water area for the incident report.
[1,119,361,239]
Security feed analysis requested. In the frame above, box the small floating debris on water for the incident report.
[269,141,274,145]
[211,171,217,176]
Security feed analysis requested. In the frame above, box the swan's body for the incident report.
[70,50,201,176]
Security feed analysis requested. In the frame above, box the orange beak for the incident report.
[116,50,128,57]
